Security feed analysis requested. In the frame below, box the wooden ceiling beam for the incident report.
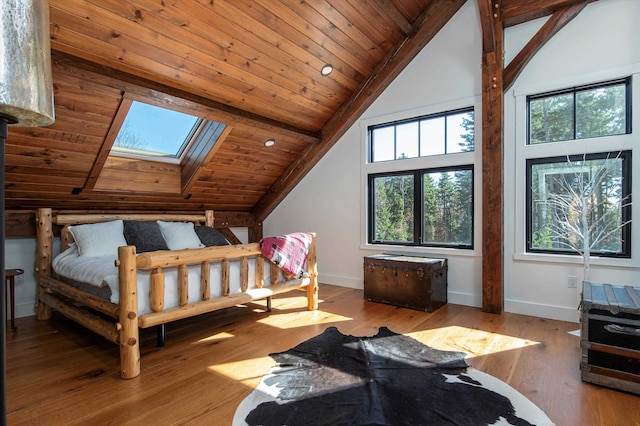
[479,0,504,315]
[371,0,415,36]
[503,0,588,90]
[501,0,597,27]
[252,0,467,221]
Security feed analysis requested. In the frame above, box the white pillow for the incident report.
[157,221,205,250]
[69,220,128,257]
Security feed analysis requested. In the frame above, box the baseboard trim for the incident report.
[319,274,363,290]
[505,299,580,323]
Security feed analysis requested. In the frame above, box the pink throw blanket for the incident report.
[259,233,313,278]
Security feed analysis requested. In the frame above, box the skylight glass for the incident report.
[112,101,202,158]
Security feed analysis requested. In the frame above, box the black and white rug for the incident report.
[233,326,554,426]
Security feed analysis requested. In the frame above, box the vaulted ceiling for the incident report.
[5,0,596,226]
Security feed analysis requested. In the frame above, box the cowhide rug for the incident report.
[233,326,554,426]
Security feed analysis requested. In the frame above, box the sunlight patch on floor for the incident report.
[255,309,353,329]
[207,356,275,386]
[193,331,236,344]
[407,326,540,358]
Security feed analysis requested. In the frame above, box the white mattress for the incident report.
[52,243,275,315]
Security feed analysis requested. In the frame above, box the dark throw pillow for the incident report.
[123,220,169,253]
[195,226,231,247]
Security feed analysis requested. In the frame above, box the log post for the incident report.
[205,209,214,227]
[255,255,264,288]
[201,261,211,300]
[59,225,73,253]
[221,259,230,296]
[270,263,278,285]
[117,245,140,379]
[150,267,164,312]
[35,208,53,320]
[306,233,318,310]
[240,257,248,292]
[178,263,188,306]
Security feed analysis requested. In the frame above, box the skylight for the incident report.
[111,101,203,159]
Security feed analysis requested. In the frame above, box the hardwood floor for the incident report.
[6,284,640,425]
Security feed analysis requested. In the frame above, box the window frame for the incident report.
[367,165,475,249]
[525,151,632,258]
[360,97,481,256]
[526,77,632,145]
[512,73,637,266]
[368,106,475,163]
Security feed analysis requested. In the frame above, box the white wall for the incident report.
[4,237,60,319]
[265,0,640,323]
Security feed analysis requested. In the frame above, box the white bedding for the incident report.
[52,244,274,315]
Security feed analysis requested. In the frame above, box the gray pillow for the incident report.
[123,220,169,253]
[195,226,230,246]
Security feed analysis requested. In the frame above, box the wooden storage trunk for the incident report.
[580,281,640,395]
[363,255,447,312]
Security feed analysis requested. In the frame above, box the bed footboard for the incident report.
[35,208,318,379]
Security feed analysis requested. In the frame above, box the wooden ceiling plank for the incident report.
[6,136,102,154]
[325,0,395,51]
[304,0,386,56]
[503,0,588,90]
[241,0,374,78]
[252,0,467,220]
[191,0,362,97]
[185,0,361,98]
[274,0,383,77]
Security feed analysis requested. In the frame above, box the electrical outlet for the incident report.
[568,275,577,288]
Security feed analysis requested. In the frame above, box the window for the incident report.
[111,100,204,159]
[368,167,474,248]
[524,77,633,259]
[528,78,630,144]
[527,152,631,258]
[365,105,476,250]
[369,108,474,162]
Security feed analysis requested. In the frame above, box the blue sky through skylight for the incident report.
[113,101,201,157]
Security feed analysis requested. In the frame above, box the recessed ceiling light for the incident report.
[320,63,333,77]
[264,138,276,147]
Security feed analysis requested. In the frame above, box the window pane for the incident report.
[529,154,628,255]
[529,93,574,144]
[113,101,201,157]
[396,122,419,159]
[420,117,445,156]
[423,169,473,245]
[446,111,475,153]
[372,174,414,243]
[576,84,626,139]
[371,126,395,162]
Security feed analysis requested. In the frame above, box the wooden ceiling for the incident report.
[4,0,596,225]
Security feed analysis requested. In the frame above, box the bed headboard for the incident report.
[53,211,214,253]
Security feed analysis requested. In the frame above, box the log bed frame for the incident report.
[34,208,318,379]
